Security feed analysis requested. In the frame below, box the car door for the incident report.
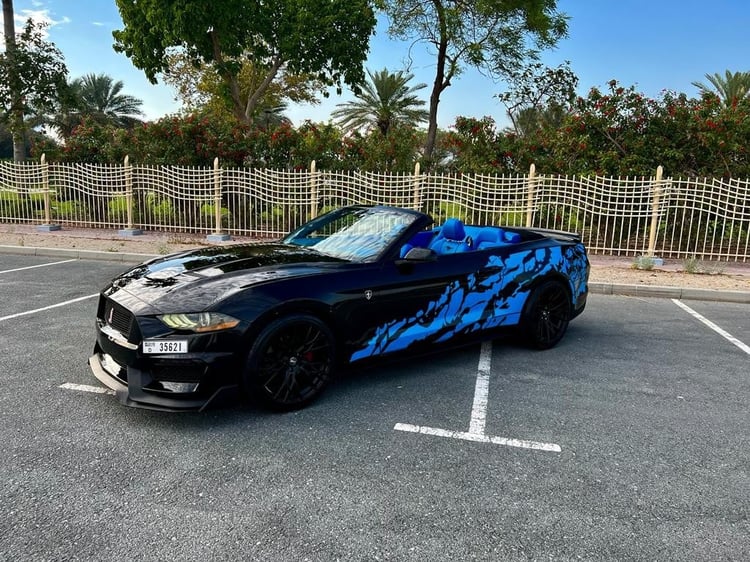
[342,249,500,362]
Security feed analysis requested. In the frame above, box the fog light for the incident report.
[159,382,199,393]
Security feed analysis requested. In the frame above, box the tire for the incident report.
[244,314,335,410]
[520,280,571,350]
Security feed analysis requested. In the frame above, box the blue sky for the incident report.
[5,0,750,128]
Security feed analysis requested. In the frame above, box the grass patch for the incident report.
[682,256,725,275]
[631,255,656,270]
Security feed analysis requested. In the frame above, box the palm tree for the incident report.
[54,73,144,137]
[692,70,750,106]
[507,103,569,137]
[332,68,428,136]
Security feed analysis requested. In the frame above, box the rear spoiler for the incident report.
[518,227,582,243]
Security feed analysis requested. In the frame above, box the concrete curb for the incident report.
[3,244,750,304]
[0,244,156,263]
[588,282,750,304]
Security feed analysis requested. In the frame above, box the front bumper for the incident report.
[89,348,239,412]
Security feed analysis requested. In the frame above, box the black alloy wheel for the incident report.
[521,280,571,350]
[245,314,334,410]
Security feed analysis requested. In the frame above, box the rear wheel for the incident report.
[520,280,571,350]
[245,314,334,410]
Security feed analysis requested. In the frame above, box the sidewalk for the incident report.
[1,223,749,303]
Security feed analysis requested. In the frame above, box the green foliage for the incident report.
[433,201,469,223]
[631,255,656,270]
[40,74,750,179]
[692,70,750,107]
[442,116,514,173]
[113,0,376,123]
[0,18,68,159]
[144,192,175,222]
[332,68,429,136]
[340,125,423,172]
[295,121,344,170]
[53,199,89,220]
[682,256,725,275]
[498,61,578,136]
[377,0,568,160]
[107,196,139,223]
[52,73,144,139]
[498,210,527,227]
[200,202,231,227]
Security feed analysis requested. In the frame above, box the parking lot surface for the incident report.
[1,255,748,561]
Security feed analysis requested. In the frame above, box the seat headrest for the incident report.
[441,218,466,241]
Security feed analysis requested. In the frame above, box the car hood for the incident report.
[103,243,346,314]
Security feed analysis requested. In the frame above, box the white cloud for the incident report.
[1,7,70,48]
[16,8,71,34]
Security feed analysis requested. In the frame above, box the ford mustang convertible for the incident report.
[89,205,589,411]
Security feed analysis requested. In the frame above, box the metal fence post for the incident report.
[207,157,231,242]
[309,160,318,219]
[36,153,60,231]
[647,165,664,258]
[118,155,142,236]
[412,162,422,210]
[525,163,536,227]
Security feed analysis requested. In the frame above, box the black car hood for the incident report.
[104,243,346,313]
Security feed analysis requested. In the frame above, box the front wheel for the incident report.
[244,314,335,410]
[520,280,571,350]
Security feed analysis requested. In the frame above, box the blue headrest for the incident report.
[441,218,465,241]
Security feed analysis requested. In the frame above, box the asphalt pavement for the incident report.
[0,254,748,560]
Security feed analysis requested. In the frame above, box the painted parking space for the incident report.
[1,257,749,560]
[0,256,126,319]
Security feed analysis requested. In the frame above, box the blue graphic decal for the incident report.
[351,243,588,361]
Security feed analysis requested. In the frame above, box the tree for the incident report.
[71,73,144,126]
[1,5,67,160]
[692,70,750,107]
[54,73,144,138]
[162,51,320,125]
[376,0,567,165]
[497,61,578,136]
[332,68,428,136]
[113,0,376,125]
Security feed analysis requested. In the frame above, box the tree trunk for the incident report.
[423,0,449,168]
[2,0,26,160]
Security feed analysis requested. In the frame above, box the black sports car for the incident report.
[89,205,589,411]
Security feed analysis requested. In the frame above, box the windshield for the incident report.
[283,207,419,262]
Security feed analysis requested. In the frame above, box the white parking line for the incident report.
[0,259,77,274]
[672,299,750,356]
[394,340,562,452]
[0,293,98,322]
[468,341,492,435]
[60,383,114,395]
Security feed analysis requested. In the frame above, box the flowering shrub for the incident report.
[32,86,750,177]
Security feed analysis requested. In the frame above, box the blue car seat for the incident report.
[429,218,471,254]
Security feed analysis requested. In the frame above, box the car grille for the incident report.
[103,299,134,339]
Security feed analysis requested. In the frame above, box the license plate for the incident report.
[142,339,188,354]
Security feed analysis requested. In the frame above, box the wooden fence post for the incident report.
[647,165,663,258]
[207,157,231,242]
[412,162,422,210]
[525,163,536,228]
[36,153,60,231]
[119,154,142,236]
[309,160,318,219]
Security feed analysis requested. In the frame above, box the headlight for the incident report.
[158,312,240,333]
